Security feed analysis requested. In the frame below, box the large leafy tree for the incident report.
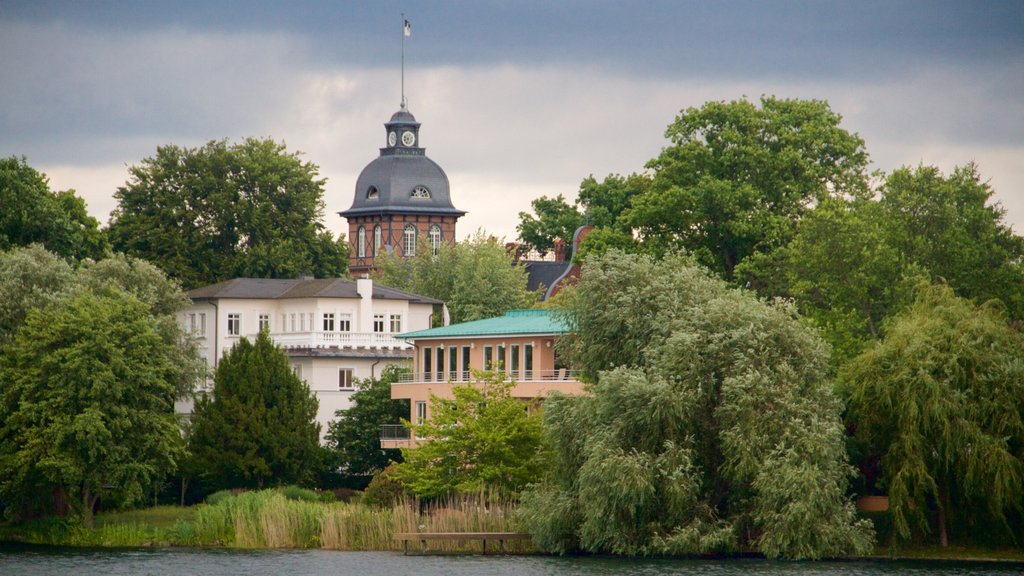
[374,231,537,324]
[0,289,195,527]
[627,97,869,280]
[841,284,1024,548]
[0,156,108,261]
[522,251,872,559]
[324,365,409,482]
[392,371,548,499]
[189,331,320,491]
[0,245,75,344]
[516,194,584,258]
[107,138,348,289]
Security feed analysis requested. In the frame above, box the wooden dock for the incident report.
[393,531,531,555]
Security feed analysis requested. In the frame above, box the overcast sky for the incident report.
[2,1,1022,240]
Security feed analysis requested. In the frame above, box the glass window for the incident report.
[429,224,442,257]
[290,313,296,332]
[292,364,302,380]
[411,185,430,199]
[511,344,520,380]
[483,346,493,370]
[390,314,402,333]
[436,347,444,381]
[373,314,385,333]
[227,313,241,336]
[524,344,534,380]
[338,368,354,390]
[199,313,206,336]
[357,226,366,258]
[339,314,352,332]
[461,346,471,380]
[403,224,416,257]
[423,349,432,382]
[323,313,335,332]
[188,313,196,334]
[448,347,458,381]
[415,401,427,425]
[373,225,382,256]
[258,313,270,333]
[300,313,306,332]
[497,345,506,372]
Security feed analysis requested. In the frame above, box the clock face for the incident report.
[401,131,416,147]
[388,131,397,147]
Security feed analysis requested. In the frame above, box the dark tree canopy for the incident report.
[516,194,583,258]
[189,331,320,491]
[0,156,108,261]
[107,138,348,289]
[523,251,872,559]
[324,365,409,481]
[627,97,869,279]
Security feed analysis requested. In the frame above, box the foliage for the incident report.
[374,230,538,324]
[0,289,194,527]
[360,463,410,508]
[107,138,348,289]
[324,365,409,480]
[189,331,321,492]
[524,250,873,559]
[0,156,108,261]
[392,371,549,499]
[516,194,584,257]
[840,284,1024,547]
[0,245,75,344]
[627,96,869,280]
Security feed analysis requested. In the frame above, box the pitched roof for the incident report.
[399,309,569,340]
[186,278,442,305]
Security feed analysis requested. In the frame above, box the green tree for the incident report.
[0,156,108,261]
[374,230,538,324]
[523,251,872,559]
[516,194,583,258]
[107,138,348,289]
[324,365,409,481]
[841,284,1024,547]
[189,331,320,491]
[627,97,869,280]
[0,245,75,344]
[0,290,193,527]
[392,371,548,499]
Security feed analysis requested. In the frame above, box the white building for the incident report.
[177,276,440,439]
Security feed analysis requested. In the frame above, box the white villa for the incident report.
[177,276,440,438]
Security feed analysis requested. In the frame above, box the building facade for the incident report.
[178,277,439,439]
[341,106,465,275]
[381,309,585,448]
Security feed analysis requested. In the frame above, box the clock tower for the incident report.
[341,106,465,275]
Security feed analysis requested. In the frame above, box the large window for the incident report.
[435,347,444,381]
[461,346,471,380]
[511,344,520,379]
[373,314,385,333]
[323,313,335,332]
[198,312,206,336]
[357,226,366,258]
[483,346,493,370]
[415,401,427,425]
[448,347,458,381]
[227,313,241,336]
[423,350,432,382]
[403,224,416,256]
[390,314,402,333]
[429,224,442,257]
[258,313,270,333]
[339,314,352,332]
[373,225,382,256]
[496,344,506,372]
[338,368,354,391]
[524,344,534,380]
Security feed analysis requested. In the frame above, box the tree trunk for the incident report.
[937,483,949,548]
[81,486,96,529]
[180,476,189,507]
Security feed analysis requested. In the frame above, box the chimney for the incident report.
[553,238,567,262]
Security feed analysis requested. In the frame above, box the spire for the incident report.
[401,14,411,110]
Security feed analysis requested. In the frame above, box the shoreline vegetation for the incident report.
[2,489,1023,563]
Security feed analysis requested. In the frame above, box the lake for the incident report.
[2,545,1022,576]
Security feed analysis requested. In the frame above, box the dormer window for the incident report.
[366,186,379,199]
[411,185,431,199]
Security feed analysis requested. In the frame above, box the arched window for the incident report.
[373,225,382,256]
[403,224,417,257]
[356,226,366,258]
[429,224,442,257]
[411,185,431,199]
[366,186,379,199]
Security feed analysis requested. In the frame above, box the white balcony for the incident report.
[266,331,411,350]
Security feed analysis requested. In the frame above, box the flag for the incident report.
[404,19,411,37]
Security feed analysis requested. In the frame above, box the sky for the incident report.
[2,1,1023,241]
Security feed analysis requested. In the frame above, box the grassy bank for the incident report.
[0,488,532,553]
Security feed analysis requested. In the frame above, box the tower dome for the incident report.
[341,107,465,274]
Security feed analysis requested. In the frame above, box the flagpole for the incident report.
[401,12,406,109]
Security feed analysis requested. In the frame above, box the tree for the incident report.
[627,97,869,280]
[374,230,538,324]
[107,138,348,289]
[0,290,193,527]
[0,245,75,344]
[0,156,108,261]
[522,251,872,559]
[324,365,409,481]
[841,284,1024,547]
[392,371,548,499]
[516,195,583,258]
[189,331,320,491]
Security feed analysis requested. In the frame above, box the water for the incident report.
[1,545,1021,576]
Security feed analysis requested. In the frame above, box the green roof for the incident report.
[399,309,569,340]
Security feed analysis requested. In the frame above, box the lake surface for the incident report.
[2,545,1022,576]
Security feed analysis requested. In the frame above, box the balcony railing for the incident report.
[396,369,577,384]
[380,424,411,440]
[267,331,410,350]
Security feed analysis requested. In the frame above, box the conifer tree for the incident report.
[189,332,320,491]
